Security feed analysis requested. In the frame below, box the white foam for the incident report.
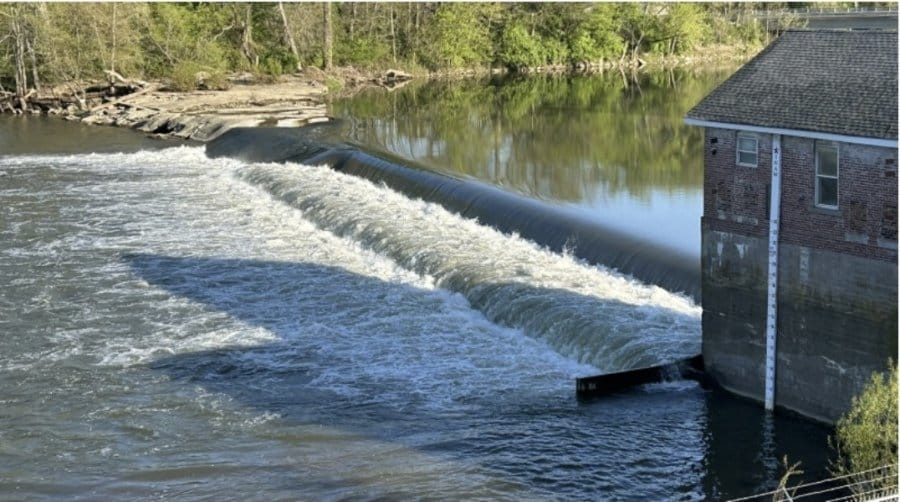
[0,147,597,408]
[238,160,701,371]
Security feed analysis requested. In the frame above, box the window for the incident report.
[736,133,758,167]
[815,141,839,209]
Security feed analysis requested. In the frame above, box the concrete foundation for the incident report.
[702,226,898,423]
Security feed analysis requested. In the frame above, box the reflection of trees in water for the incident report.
[331,68,734,202]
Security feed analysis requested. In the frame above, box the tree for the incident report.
[418,3,492,70]
[567,3,625,63]
[277,2,301,72]
[654,3,710,55]
[0,4,36,102]
[323,2,333,70]
[0,1,773,93]
[497,22,543,70]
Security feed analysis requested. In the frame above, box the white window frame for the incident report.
[736,132,759,167]
[815,140,839,209]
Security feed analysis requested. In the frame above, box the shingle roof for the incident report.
[686,30,898,140]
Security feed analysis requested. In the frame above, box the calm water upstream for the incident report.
[1,72,831,502]
[332,69,732,259]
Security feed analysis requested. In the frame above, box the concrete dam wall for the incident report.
[207,125,700,302]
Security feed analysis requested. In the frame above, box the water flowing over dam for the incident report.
[233,158,700,372]
[0,122,832,499]
[207,124,701,303]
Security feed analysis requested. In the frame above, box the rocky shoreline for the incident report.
[2,50,751,143]
[70,74,331,143]
[1,67,424,142]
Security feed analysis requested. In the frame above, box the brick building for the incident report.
[684,30,898,423]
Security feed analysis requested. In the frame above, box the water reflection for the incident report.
[332,69,734,201]
[0,115,180,155]
[331,68,735,257]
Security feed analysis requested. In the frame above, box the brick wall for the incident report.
[703,128,771,239]
[780,137,898,261]
[700,126,898,422]
[703,127,898,262]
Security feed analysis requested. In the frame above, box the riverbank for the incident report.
[1,46,756,143]
[66,74,329,143]
[1,67,417,142]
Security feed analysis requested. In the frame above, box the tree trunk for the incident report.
[111,3,117,74]
[389,4,396,64]
[411,2,419,65]
[26,36,39,92]
[349,3,356,41]
[277,2,301,72]
[323,2,333,70]
[11,13,29,105]
[240,4,257,68]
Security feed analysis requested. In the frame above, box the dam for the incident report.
[0,70,834,501]
[207,125,701,303]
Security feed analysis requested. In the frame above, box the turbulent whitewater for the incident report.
[1,143,832,500]
[237,157,700,371]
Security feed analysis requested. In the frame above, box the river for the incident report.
[1,71,831,501]
[332,69,720,260]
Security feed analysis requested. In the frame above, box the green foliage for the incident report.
[336,36,390,68]
[655,3,710,55]
[497,24,544,69]
[568,31,602,63]
[170,61,202,91]
[0,2,771,88]
[569,4,626,62]
[143,3,231,78]
[418,3,491,70]
[831,362,899,497]
[260,48,298,77]
[541,37,569,66]
[325,76,343,95]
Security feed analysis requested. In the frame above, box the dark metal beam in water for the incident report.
[207,125,700,302]
[575,355,708,398]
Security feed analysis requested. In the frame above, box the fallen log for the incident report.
[89,83,162,113]
[104,69,149,89]
[373,69,414,90]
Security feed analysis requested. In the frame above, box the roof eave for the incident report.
[683,118,898,149]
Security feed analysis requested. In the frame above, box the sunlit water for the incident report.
[331,70,736,259]
[1,139,830,500]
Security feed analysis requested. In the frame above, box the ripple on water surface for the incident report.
[0,146,823,500]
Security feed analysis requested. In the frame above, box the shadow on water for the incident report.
[127,252,832,499]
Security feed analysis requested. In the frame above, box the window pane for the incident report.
[738,151,758,166]
[817,145,838,176]
[738,137,757,151]
[817,177,838,207]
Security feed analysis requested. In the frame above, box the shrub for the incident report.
[336,36,390,68]
[170,61,202,91]
[324,76,343,95]
[497,23,543,70]
[418,3,492,70]
[202,71,230,91]
[541,37,569,66]
[830,361,898,498]
[568,30,603,64]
